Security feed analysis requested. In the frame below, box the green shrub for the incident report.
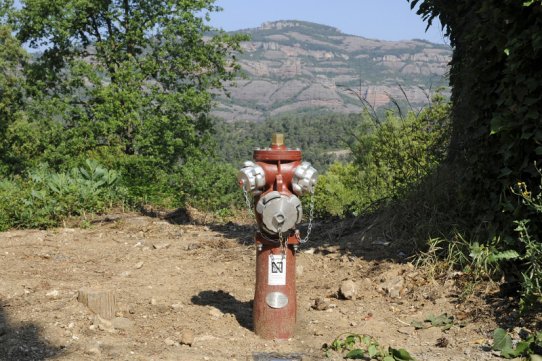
[314,95,451,218]
[177,158,242,214]
[113,155,179,208]
[0,160,123,231]
[313,162,362,217]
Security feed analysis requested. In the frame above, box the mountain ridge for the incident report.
[213,20,452,122]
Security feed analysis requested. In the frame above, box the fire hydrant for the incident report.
[238,133,318,339]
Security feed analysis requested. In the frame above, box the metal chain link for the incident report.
[278,228,286,258]
[297,188,316,244]
[242,186,255,218]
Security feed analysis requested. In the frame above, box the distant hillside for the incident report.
[213,20,451,122]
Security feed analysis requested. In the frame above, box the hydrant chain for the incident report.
[303,188,316,243]
[278,228,286,257]
[242,186,257,229]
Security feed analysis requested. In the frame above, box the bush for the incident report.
[314,95,451,218]
[0,160,123,231]
[314,162,371,217]
[113,155,179,208]
[177,158,243,214]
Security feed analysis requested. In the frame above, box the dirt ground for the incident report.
[0,210,518,360]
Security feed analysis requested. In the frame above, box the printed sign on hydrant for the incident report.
[268,254,286,285]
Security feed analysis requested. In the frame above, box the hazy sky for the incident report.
[209,0,448,44]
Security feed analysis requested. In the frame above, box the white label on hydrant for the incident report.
[268,254,287,286]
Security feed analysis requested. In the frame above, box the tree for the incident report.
[0,23,28,174]
[2,0,247,169]
[408,0,542,233]
[408,0,542,306]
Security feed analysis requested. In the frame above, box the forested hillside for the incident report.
[214,112,359,170]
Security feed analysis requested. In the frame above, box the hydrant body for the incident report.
[238,134,317,340]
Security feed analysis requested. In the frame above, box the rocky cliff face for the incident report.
[214,20,451,122]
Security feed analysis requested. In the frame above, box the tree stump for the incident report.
[77,287,116,320]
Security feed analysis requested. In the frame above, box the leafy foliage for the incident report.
[313,94,450,217]
[0,24,28,175]
[0,0,249,227]
[0,160,123,231]
[493,327,542,359]
[411,313,455,330]
[511,176,542,309]
[177,157,242,213]
[322,333,416,360]
[408,0,542,308]
[1,0,246,170]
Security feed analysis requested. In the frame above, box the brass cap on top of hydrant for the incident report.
[272,133,284,147]
[254,133,301,161]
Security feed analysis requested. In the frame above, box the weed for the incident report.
[0,160,123,230]
[411,313,455,331]
[511,174,542,310]
[492,327,542,359]
[322,333,416,360]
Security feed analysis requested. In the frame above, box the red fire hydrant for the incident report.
[238,133,318,340]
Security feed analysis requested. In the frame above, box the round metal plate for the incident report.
[265,292,289,309]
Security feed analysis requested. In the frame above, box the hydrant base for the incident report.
[253,233,297,340]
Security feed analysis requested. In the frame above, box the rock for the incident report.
[134,261,144,269]
[209,307,223,319]
[164,337,177,346]
[311,297,331,311]
[153,243,171,250]
[339,279,357,300]
[296,265,304,277]
[85,342,102,356]
[46,290,61,299]
[171,303,184,310]
[436,337,449,348]
[111,317,134,331]
[381,276,405,298]
[186,243,201,251]
[94,316,115,333]
[180,329,195,346]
